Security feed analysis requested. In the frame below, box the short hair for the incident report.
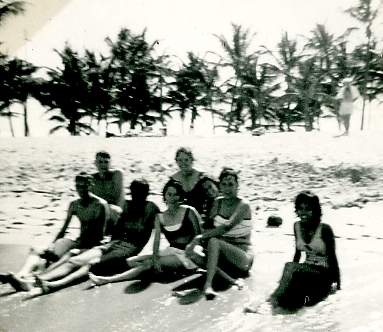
[219,167,238,183]
[175,147,194,161]
[162,179,185,202]
[96,151,111,159]
[199,175,219,189]
[75,172,92,184]
[130,178,150,200]
[294,191,322,223]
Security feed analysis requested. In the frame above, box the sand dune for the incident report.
[1,132,383,331]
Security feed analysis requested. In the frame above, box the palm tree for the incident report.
[277,57,336,131]
[0,0,25,26]
[345,0,381,130]
[270,33,305,131]
[8,58,37,136]
[215,24,263,132]
[105,28,162,133]
[0,57,36,136]
[35,44,93,135]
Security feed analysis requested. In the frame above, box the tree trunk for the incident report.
[23,102,30,136]
[8,115,15,137]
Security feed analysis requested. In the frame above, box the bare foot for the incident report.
[234,278,245,290]
[88,272,110,286]
[35,276,52,294]
[243,302,260,314]
[8,273,33,292]
[204,287,218,300]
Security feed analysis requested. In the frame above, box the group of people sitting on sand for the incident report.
[0,147,341,311]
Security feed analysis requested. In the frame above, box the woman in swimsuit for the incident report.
[186,167,254,300]
[265,191,341,310]
[171,147,214,216]
[89,180,202,285]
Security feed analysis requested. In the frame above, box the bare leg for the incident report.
[38,265,90,292]
[39,252,72,275]
[38,261,77,282]
[204,238,252,299]
[15,247,46,278]
[126,254,153,268]
[89,258,152,285]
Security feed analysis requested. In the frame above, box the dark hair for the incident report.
[199,175,219,189]
[162,179,185,202]
[130,178,150,201]
[96,151,111,159]
[175,147,194,161]
[75,172,92,184]
[219,167,238,183]
[294,191,322,224]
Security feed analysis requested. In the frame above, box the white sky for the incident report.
[0,0,382,136]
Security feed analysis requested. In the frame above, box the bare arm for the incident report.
[293,222,301,262]
[53,201,75,243]
[187,206,202,236]
[322,224,341,289]
[113,170,125,209]
[200,199,251,240]
[151,214,162,272]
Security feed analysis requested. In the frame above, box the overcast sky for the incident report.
[0,0,381,136]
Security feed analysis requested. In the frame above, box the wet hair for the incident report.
[294,191,322,224]
[130,178,150,201]
[175,147,194,161]
[96,151,111,160]
[162,179,185,202]
[75,172,92,184]
[219,167,238,183]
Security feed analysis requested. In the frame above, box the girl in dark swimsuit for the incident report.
[89,180,202,285]
[171,147,218,216]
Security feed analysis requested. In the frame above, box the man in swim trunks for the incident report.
[3,172,108,291]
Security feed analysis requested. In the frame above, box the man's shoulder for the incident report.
[111,169,123,177]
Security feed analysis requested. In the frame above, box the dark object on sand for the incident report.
[267,215,282,227]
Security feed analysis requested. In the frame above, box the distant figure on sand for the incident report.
[1,173,108,292]
[186,167,254,300]
[246,191,340,312]
[91,151,125,224]
[89,180,202,286]
[171,147,217,216]
[336,77,359,135]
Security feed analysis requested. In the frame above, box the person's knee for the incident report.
[207,237,220,249]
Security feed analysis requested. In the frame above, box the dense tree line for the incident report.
[1,0,382,136]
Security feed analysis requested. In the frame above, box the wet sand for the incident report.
[1,133,383,331]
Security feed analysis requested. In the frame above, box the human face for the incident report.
[95,156,110,174]
[220,175,238,198]
[164,186,181,205]
[296,203,313,224]
[203,180,219,198]
[175,152,193,172]
[76,180,90,199]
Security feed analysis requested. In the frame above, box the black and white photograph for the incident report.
[1,1,382,331]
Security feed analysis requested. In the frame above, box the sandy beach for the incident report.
[1,132,383,331]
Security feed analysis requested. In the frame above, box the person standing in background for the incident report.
[336,77,360,136]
